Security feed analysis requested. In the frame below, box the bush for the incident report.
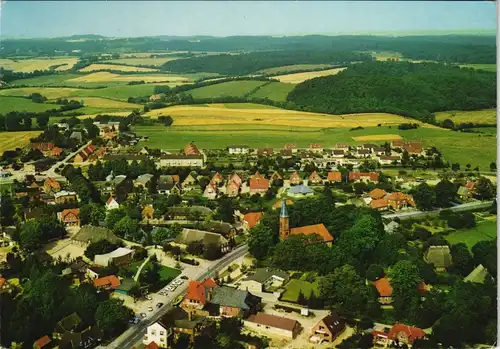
[180,257,199,266]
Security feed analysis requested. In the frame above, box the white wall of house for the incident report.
[144,322,171,348]
[239,280,263,293]
[229,147,249,155]
[244,320,295,339]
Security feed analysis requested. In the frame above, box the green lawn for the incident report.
[186,80,267,99]
[281,279,320,303]
[249,82,295,102]
[445,218,497,250]
[0,96,59,113]
[133,124,496,169]
[130,260,181,282]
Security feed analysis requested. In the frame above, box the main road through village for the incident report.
[99,244,249,349]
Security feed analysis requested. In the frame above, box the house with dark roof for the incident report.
[71,225,119,246]
[245,312,302,339]
[310,312,346,343]
[53,312,102,349]
[176,228,229,252]
[239,268,289,293]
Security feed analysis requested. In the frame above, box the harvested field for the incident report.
[76,97,142,109]
[108,57,182,66]
[79,64,159,72]
[68,72,188,83]
[273,68,346,84]
[435,109,496,124]
[0,131,42,152]
[145,103,429,128]
[353,134,403,141]
[0,87,82,99]
[258,64,334,75]
[0,57,78,72]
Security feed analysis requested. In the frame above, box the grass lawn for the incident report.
[0,96,60,114]
[130,260,181,282]
[281,279,320,303]
[445,218,497,250]
[186,80,267,99]
[0,131,42,152]
[434,109,496,124]
[248,82,295,102]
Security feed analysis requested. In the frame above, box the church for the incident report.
[279,200,335,246]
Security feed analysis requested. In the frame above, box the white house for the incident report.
[228,145,250,155]
[94,247,134,267]
[143,321,171,348]
[158,154,204,168]
[239,269,289,293]
[106,196,120,210]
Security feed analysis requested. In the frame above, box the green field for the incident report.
[459,64,497,72]
[435,109,496,124]
[0,96,59,113]
[445,218,497,250]
[11,73,81,86]
[130,260,181,282]
[258,64,334,75]
[134,124,495,169]
[72,84,170,101]
[281,278,320,303]
[223,103,279,109]
[187,80,267,99]
[249,82,295,102]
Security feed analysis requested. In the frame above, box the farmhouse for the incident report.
[310,312,346,344]
[280,149,293,158]
[239,268,289,293]
[226,173,242,197]
[94,247,134,267]
[249,175,269,195]
[289,171,302,185]
[228,145,250,154]
[245,312,302,339]
[71,226,119,246]
[57,208,81,227]
[388,323,426,345]
[348,171,379,183]
[158,154,204,167]
[243,212,264,230]
[54,190,78,204]
[372,277,430,304]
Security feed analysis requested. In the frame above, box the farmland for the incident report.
[0,96,60,114]
[273,67,347,84]
[68,72,189,84]
[9,74,81,86]
[0,131,42,153]
[108,57,182,66]
[0,57,78,72]
[186,80,268,99]
[249,82,295,102]
[258,64,335,75]
[78,63,160,72]
[434,109,497,124]
[445,218,497,250]
[0,87,82,99]
[74,97,141,109]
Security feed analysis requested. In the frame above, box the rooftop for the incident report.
[246,312,299,331]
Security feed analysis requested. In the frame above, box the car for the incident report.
[133,317,141,324]
[156,302,164,309]
[140,313,147,318]
[148,306,154,312]
[180,275,188,280]
[145,295,152,300]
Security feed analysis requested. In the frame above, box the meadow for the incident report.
[79,64,160,72]
[67,72,189,84]
[273,67,347,84]
[0,87,82,99]
[248,82,295,102]
[257,64,334,75]
[186,80,268,99]
[0,96,60,114]
[281,276,321,303]
[0,131,42,152]
[0,57,78,72]
[9,74,81,86]
[434,109,497,124]
[108,57,182,66]
[445,218,497,250]
[459,64,497,72]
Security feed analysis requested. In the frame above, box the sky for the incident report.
[0,1,497,38]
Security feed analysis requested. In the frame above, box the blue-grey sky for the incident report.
[0,1,497,38]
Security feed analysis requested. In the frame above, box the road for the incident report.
[45,140,92,178]
[101,244,249,349]
[382,200,494,220]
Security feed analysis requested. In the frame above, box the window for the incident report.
[319,326,324,330]
[160,331,164,335]
[151,330,156,335]
[160,338,165,342]
[266,326,270,329]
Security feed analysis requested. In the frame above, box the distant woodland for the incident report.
[287,61,497,122]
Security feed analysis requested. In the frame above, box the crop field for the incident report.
[352,134,403,141]
[108,57,182,66]
[0,87,82,99]
[258,64,334,75]
[273,67,347,84]
[68,72,189,83]
[445,218,497,250]
[435,109,497,124]
[76,97,142,109]
[145,103,430,128]
[0,131,42,152]
[0,96,60,114]
[70,84,172,101]
[249,82,295,102]
[187,80,268,99]
[223,103,279,109]
[9,74,81,86]
[79,64,160,72]
[0,57,78,72]
[459,64,496,72]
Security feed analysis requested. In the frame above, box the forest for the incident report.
[287,61,497,122]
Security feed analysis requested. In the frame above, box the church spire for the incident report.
[280,199,288,218]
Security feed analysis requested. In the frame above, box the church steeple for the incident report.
[279,199,290,239]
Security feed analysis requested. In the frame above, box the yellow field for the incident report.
[108,57,181,66]
[258,64,334,75]
[77,111,131,120]
[0,57,78,72]
[273,68,347,84]
[122,52,180,58]
[145,103,436,128]
[353,134,403,141]
[0,87,81,99]
[435,109,497,124]
[68,72,189,83]
[0,131,42,152]
[79,64,159,72]
[73,97,142,109]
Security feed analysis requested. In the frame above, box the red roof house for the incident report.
[348,171,380,183]
[289,171,302,185]
[243,212,264,229]
[249,177,269,194]
[388,323,426,344]
[93,275,121,289]
[183,279,218,306]
[290,224,334,243]
[327,171,342,182]
[33,335,52,349]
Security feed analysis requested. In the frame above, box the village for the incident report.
[0,120,496,349]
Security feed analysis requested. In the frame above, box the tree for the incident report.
[388,260,421,321]
[0,195,15,226]
[84,239,121,259]
[366,264,385,281]
[186,241,204,256]
[297,290,307,305]
[114,216,140,240]
[95,299,133,338]
[475,177,495,200]
[434,179,456,207]
[80,203,105,226]
[449,243,473,276]
[19,220,42,253]
[219,317,242,339]
[489,162,496,172]
[411,183,435,211]
[36,114,50,128]
[441,119,455,130]
[373,233,407,267]
[247,224,278,260]
[203,243,222,260]
[105,208,126,230]
[216,197,235,223]
[143,262,160,286]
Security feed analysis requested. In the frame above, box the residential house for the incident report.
[53,312,102,349]
[244,312,301,339]
[74,144,96,163]
[158,154,204,167]
[335,143,349,151]
[29,142,59,156]
[142,205,155,220]
[228,145,250,155]
[284,143,298,153]
[372,147,386,156]
[379,155,401,165]
[203,181,218,200]
[33,335,52,349]
[368,188,387,200]
[348,171,379,183]
[43,177,61,193]
[94,247,134,267]
[257,148,273,156]
[308,171,323,185]
[134,173,154,188]
[249,175,269,195]
[270,171,283,185]
[0,276,12,293]
[181,174,197,189]
[372,277,429,304]
[70,131,83,142]
[226,174,242,197]
[327,171,342,183]
[464,264,491,284]
[370,198,389,211]
[300,151,314,159]
[402,141,424,155]
[184,142,201,155]
[309,143,323,153]
[58,208,81,227]
[239,268,289,293]
[71,226,119,247]
[289,171,302,185]
[203,221,236,238]
[158,177,182,196]
[331,150,345,158]
[176,228,229,252]
[93,275,121,290]
[211,172,225,185]
[386,192,415,210]
[243,212,264,230]
[391,139,405,148]
[106,196,120,210]
[181,279,218,314]
[355,148,372,158]
[310,312,346,344]
[372,330,391,347]
[280,149,293,158]
[388,323,426,345]
[424,246,453,271]
[54,190,78,204]
[287,184,314,198]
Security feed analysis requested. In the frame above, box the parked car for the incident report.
[140,313,147,318]
[148,306,153,312]
[145,295,152,300]
[156,302,164,309]
[180,275,188,280]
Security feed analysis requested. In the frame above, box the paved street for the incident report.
[382,200,494,220]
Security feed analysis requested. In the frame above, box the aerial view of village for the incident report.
[0,1,497,349]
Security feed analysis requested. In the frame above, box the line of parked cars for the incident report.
[158,275,187,296]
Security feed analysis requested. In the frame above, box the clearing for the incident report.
[187,80,268,99]
[445,218,497,250]
[434,109,497,124]
[248,82,295,102]
[258,64,335,75]
[353,134,403,141]
[0,131,42,152]
[68,72,189,83]
[273,68,347,84]
[0,96,60,114]
[78,64,159,72]
[0,57,78,72]
[281,278,321,303]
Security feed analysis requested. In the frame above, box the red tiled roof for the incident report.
[60,208,80,221]
[369,188,387,200]
[230,173,242,186]
[284,143,297,150]
[309,143,322,148]
[290,223,334,242]
[465,181,476,191]
[308,171,322,181]
[184,142,201,155]
[388,323,426,344]
[106,196,116,205]
[52,147,64,156]
[372,277,393,297]
[273,200,293,208]
[34,335,51,348]
[172,175,180,183]
[348,172,379,182]
[145,342,160,349]
[250,177,269,191]
[327,171,342,182]
[44,177,61,190]
[185,279,217,305]
[247,312,299,331]
[289,171,302,183]
[386,192,415,206]
[93,275,121,288]
[243,212,264,229]
[258,148,273,155]
[30,142,54,151]
[370,198,388,209]
[212,172,224,182]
